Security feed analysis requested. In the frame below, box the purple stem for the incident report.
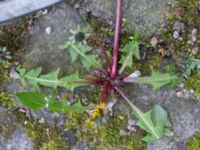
[94,34,112,71]
[122,77,136,83]
[114,86,135,108]
[111,0,122,79]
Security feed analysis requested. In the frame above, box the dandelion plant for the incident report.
[16,0,177,142]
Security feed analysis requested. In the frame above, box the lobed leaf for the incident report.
[17,67,87,92]
[60,71,87,91]
[136,71,178,90]
[60,41,100,70]
[119,39,140,74]
[131,104,173,142]
[183,57,200,78]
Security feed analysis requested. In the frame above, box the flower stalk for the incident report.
[111,0,122,79]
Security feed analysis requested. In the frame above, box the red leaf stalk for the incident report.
[94,34,112,71]
[101,81,111,103]
[111,0,122,79]
[114,86,134,108]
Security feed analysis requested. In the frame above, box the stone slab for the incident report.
[0,0,63,23]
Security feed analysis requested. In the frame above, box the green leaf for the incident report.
[119,39,140,74]
[59,41,71,49]
[48,100,94,114]
[124,41,140,59]
[163,65,177,73]
[25,67,42,89]
[16,92,47,110]
[60,71,87,91]
[69,47,78,62]
[136,71,178,90]
[16,92,94,113]
[183,57,200,78]
[119,55,133,68]
[39,68,60,89]
[17,67,87,91]
[151,105,172,127]
[60,41,100,70]
[131,104,173,142]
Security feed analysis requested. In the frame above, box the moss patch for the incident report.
[0,17,30,52]
[185,70,200,100]
[0,93,67,150]
[186,131,200,150]
[0,63,10,90]
[156,0,200,77]
[0,92,15,110]
[25,121,68,150]
[65,112,147,150]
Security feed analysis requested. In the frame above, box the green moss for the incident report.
[0,63,10,90]
[122,54,163,76]
[0,93,68,150]
[0,64,15,110]
[0,17,29,52]
[65,113,147,150]
[0,92,15,110]
[161,0,200,60]
[186,131,200,150]
[25,121,68,150]
[185,70,200,100]
[89,17,114,39]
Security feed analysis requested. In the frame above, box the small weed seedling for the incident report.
[16,0,177,142]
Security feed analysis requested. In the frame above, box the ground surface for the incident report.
[0,0,200,150]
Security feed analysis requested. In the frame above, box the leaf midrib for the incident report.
[137,76,176,83]
[131,104,160,139]
[25,75,60,84]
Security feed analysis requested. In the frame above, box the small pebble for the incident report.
[173,31,179,39]
[118,115,125,120]
[187,40,193,45]
[191,28,197,42]
[183,89,187,93]
[150,37,158,47]
[24,121,28,125]
[127,125,137,132]
[45,26,52,35]
[39,117,45,124]
[41,9,48,15]
[197,63,200,69]
[128,119,136,126]
[190,89,194,94]
[176,91,184,98]
[192,47,199,55]
[9,68,20,79]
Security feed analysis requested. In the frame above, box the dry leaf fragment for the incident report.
[159,48,165,56]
